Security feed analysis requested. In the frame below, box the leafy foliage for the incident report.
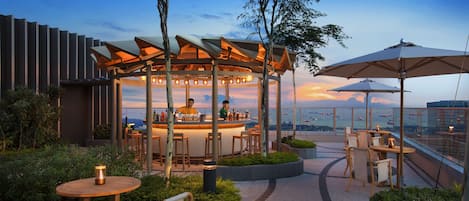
[0,87,60,150]
[123,175,240,201]
[238,0,349,74]
[281,136,316,148]
[93,124,112,139]
[370,187,461,201]
[218,152,299,166]
[0,145,141,201]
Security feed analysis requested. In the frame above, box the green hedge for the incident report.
[370,187,461,201]
[0,145,141,201]
[281,136,316,148]
[218,151,299,166]
[123,175,240,201]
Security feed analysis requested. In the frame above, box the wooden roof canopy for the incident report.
[91,35,296,78]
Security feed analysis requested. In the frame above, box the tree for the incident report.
[157,0,175,187]
[239,0,348,141]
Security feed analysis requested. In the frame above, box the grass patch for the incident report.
[218,152,299,166]
[281,136,316,148]
[123,175,240,201]
[370,187,461,201]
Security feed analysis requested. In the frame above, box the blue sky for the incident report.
[1,0,468,108]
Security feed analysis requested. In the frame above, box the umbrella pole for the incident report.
[365,92,369,129]
[398,78,405,189]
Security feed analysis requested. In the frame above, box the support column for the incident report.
[276,74,281,151]
[110,70,117,147]
[117,80,123,151]
[225,83,229,100]
[146,63,153,173]
[211,60,219,161]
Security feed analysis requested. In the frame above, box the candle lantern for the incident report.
[95,165,106,185]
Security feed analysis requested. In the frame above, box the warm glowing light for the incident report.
[229,79,233,84]
[175,80,180,85]
[203,80,208,85]
[158,77,163,84]
[222,80,226,84]
[194,80,199,85]
[141,76,146,81]
[246,75,253,81]
[236,78,240,83]
[242,78,246,83]
[151,77,156,83]
[184,80,189,85]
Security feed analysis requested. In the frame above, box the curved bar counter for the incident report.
[151,121,246,158]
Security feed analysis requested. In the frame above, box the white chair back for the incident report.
[371,136,381,146]
[348,135,358,148]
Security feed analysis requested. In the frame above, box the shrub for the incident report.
[0,87,60,150]
[123,175,240,201]
[281,136,316,148]
[93,124,112,139]
[370,187,461,201]
[218,152,299,166]
[0,144,141,201]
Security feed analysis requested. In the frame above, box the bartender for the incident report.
[219,100,230,120]
[176,98,198,114]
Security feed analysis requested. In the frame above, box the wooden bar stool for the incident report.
[143,135,163,166]
[173,133,190,170]
[205,132,222,158]
[127,131,143,161]
[232,131,249,157]
[248,128,261,153]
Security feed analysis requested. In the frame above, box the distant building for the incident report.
[427,100,469,133]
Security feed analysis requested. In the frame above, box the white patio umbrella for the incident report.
[330,79,402,129]
[316,39,469,188]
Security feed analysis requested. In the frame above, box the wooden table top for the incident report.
[56,176,141,198]
[369,145,416,154]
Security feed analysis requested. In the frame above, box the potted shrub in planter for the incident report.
[273,136,317,159]
[216,152,303,181]
[88,124,111,146]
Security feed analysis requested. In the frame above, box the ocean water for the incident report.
[123,107,432,131]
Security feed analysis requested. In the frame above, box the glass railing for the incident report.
[123,107,468,166]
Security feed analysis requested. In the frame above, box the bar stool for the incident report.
[127,131,143,161]
[247,128,261,153]
[173,133,190,170]
[232,131,249,157]
[205,132,222,158]
[143,134,164,166]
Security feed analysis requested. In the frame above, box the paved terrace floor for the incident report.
[149,132,434,201]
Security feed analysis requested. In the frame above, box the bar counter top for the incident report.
[151,120,247,129]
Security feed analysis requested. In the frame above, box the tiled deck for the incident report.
[149,132,434,201]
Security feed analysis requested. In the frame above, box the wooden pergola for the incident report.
[90,35,295,159]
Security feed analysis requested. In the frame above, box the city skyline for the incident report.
[1,0,468,108]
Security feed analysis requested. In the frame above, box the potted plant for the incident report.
[273,136,317,159]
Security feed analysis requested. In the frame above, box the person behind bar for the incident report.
[219,100,230,120]
[177,98,198,114]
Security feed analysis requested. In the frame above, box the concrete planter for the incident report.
[217,158,303,181]
[272,142,317,159]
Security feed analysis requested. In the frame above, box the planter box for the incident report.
[272,141,317,159]
[217,158,303,181]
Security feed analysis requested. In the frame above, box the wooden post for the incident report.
[111,69,117,147]
[276,74,281,151]
[211,60,219,161]
[146,64,153,174]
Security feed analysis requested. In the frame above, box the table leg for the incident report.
[113,194,121,201]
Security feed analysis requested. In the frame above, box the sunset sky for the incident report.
[2,0,468,109]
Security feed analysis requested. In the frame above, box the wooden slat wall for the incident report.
[0,15,111,143]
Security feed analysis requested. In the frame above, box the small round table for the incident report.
[56,176,141,201]
[370,145,416,188]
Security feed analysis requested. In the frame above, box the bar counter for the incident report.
[151,121,247,157]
